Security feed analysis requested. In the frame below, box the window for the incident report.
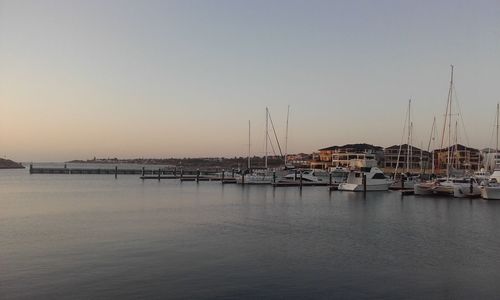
[372,173,387,179]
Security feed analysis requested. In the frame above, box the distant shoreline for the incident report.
[0,158,25,169]
[66,157,288,169]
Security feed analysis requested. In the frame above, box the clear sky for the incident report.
[1,0,499,161]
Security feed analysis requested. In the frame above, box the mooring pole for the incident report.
[196,169,200,182]
[273,171,276,184]
[242,173,245,185]
[329,172,333,186]
[232,168,235,178]
[221,169,225,183]
[299,171,303,189]
[115,166,118,179]
[362,174,367,195]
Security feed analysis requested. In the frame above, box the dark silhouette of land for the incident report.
[0,158,24,169]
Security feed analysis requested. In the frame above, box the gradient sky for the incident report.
[1,0,499,161]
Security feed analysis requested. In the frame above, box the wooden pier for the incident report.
[29,164,220,177]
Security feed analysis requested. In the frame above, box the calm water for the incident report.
[1,168,500,299]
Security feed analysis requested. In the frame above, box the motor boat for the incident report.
[337,159,392,192]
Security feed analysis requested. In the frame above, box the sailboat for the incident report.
[481,103,500,200]
[236,107,288,184]
[390,99,420,189]
[414,65,481,197]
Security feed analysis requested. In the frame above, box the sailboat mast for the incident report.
[284,105,290,166]
[248,120,251,170]
[427,116,436,174]
[406,99,411,173]
[496,103,499,154]
[446,65,454,179]
[265,107,268,169]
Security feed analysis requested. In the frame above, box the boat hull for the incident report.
[453,184,481,198]
[338,183,390,192]
[481,186,500,200]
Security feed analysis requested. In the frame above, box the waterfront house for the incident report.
[433,144,480,174]
[384,144,431,173]
[310,143,383,169]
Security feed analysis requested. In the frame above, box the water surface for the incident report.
[1,168,500,299]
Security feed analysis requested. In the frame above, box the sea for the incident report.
[1,163,500,299]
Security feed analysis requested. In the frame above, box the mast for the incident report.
[446,65,454,179]
[265,107,268,169]
[496,103,499,154]
[284,105,290,167]
[406,99,411,173]
[425,116,437,175]
[248,120,251,170]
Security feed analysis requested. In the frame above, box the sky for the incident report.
[1,0,499,161]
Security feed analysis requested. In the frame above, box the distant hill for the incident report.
[0,158,25,169]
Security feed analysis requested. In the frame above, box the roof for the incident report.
[434,144,480,153]
[319,143,383,152]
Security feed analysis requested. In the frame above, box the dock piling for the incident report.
[299,171,303,189]
[115,166,118,179]
[362,174,367,195]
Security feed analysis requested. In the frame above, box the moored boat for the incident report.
[338,159,392,192]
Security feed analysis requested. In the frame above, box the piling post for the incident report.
[299,171,303,189]
[180,168,184,179]
[174,167,177,178]
[294,169,298,181]
[470,178,473,194]
[329,172,333,186]
[115,166,118,179]
[401,175,405,189]
[29,164,33,174]
[362,174,367,195]
[196,169,200,182]
[232,168,235,178]
[242,173,245,185]
[142,167,145,177]
[158,168,161,181]
[273,171,276,184]
[221,169,225,183]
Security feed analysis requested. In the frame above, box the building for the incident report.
[286,153,312,168]
[433,144,480,173]
[310,143,383,169]
[384,144,431,173]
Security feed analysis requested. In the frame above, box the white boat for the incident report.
[451,178,481,198]
[414,181,436,195]
[390,174,419,189]
[338,159,392,192]
[283,169,329,182]
[481,181,500,200]
[473,168,491,184]
[481,103,500,200]
[236,170,274,185]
